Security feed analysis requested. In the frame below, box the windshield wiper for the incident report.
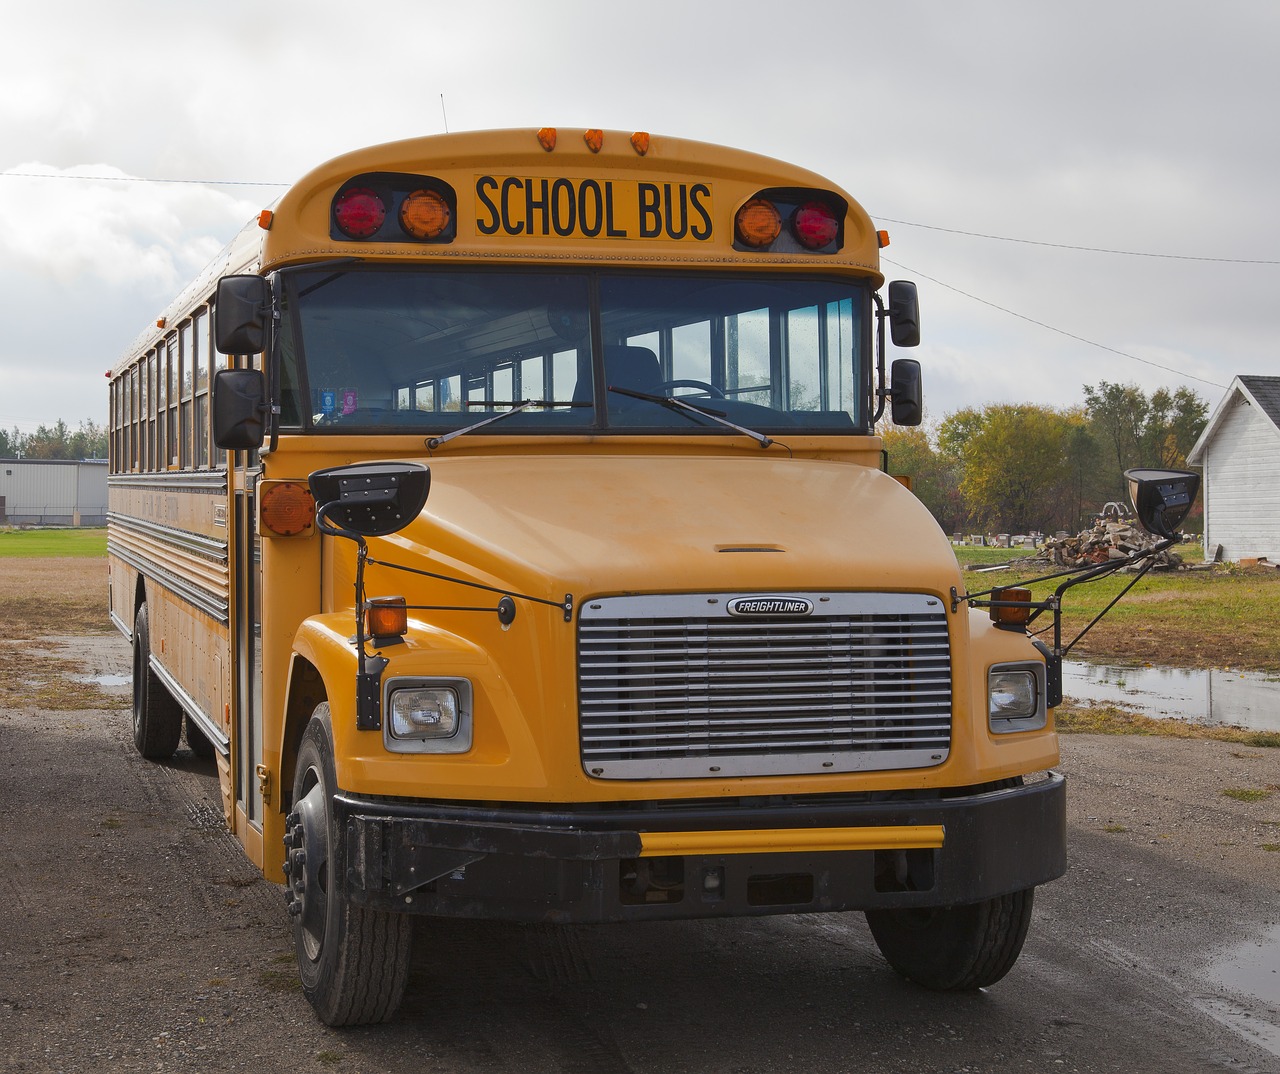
[425,399,587,450]
[608,386,774,449]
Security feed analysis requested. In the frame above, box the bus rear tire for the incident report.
[131,604,183,760]
[865,887,1035,991]
[184,715,215,759]
[285,705,412,1026]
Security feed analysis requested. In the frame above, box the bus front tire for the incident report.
[865,887,1035,991]
[131,604,183,760]
[285,706,412,1026]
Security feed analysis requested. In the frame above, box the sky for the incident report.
[3,0,1277,438]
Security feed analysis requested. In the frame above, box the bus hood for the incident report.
[384,453,960,598]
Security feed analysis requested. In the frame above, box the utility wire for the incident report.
[882,256,1228,391]
[875,216,1280,265]
[1,171,288,188]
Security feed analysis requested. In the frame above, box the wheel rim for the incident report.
[291,771,331,963]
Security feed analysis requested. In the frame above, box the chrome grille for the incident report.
[578,592,951,779]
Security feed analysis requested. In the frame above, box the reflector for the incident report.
[333,187,386,239]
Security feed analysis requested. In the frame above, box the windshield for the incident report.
[279,267,870,436]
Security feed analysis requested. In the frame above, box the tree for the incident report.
[882,424,966,534]
[1083,381,1207,502]
[954,404,1083,534]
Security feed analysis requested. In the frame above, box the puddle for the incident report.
[69,673,131,688]
[1196,925,1280,1058]
[1062,662,1280,733]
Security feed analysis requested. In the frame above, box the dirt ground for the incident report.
[2,557,1278,1072]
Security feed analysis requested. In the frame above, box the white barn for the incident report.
[1186,375,1280,563]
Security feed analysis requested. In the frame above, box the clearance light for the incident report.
[791,201,840,249]
[584,129,604,152]
[989,586,1033,630]
[631,131,650,155]
[399,189,451,240]
[735,198,782,247]
[257,209,274,230]
[260,481,315,537]
[333,187,386,239]
[877,229,890,248]
[366,595,408,639]
[538,127,557,151]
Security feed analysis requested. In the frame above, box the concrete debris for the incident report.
[1025,512,1184,570]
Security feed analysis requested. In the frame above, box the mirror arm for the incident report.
[315,500,388,731]
[871,291,888,423]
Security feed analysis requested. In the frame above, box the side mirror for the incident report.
[1125,468,1201,539]
[309,462,431,538]
[212,368,267,450]
[887,280,920,348]
[214,275,272,355]
[889,359,923,427]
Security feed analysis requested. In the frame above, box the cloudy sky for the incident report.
[3,0,1276,438]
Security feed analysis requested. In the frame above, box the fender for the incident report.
[286,612,549,796]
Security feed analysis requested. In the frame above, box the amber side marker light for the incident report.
[538,127,557,151]
[260,482,315,537]
[366,595,408,639]
[989,586,1033,630]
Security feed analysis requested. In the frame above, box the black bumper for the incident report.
[337,773,1066,923]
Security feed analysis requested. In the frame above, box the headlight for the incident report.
[988,662,1047,733]
[383,678,473,753]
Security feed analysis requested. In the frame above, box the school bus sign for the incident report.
[475,175,713,241]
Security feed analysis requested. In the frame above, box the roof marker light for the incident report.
[878,229,890,248]
[584,129,603,152]
[538,127,557,151]
[631,131,650,156]
[333,187,386,239]
[258,209,274,230]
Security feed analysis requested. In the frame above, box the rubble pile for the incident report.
[1028,510,1183,570]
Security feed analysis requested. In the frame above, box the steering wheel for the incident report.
[649,379,725,399]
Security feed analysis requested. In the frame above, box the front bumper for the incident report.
[337,772,1066,923]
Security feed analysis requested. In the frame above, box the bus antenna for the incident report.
[441,94,449,134]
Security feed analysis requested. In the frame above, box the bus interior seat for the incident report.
[575,345,662,401]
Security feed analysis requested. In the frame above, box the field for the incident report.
[0,526,107,558]
[954,542,1280,674]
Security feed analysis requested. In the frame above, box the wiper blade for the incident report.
[608,386,774,449]
[426,399,586,450]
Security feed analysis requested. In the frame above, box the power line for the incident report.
[882,256,1228,391]
[875,216,1280,265]
[1,171,288,188]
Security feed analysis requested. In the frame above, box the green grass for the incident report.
[0,528,107,557]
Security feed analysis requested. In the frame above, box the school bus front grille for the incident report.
[578,593,952,780]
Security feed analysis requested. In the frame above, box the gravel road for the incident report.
[2,631,1277,1074]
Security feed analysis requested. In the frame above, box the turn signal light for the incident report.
[990,587,1033,630]
[260,481,315,537]
[366,595,408,639]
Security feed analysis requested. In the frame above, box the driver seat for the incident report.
[574,345,661,402]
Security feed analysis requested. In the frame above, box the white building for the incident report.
[1186,375,1280,563]
[0,458,109,527]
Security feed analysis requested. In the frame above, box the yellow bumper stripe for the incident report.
[638,824,945,857]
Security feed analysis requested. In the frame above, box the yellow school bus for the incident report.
[108,127,1067,1026]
